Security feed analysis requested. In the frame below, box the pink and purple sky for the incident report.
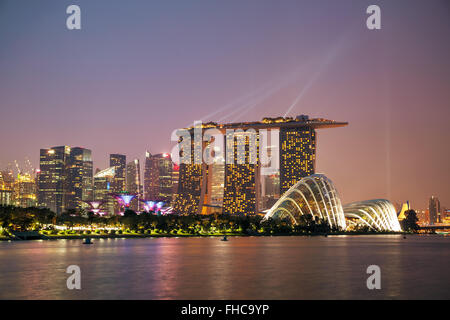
[0,0,449,209]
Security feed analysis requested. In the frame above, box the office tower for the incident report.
[93,167,115,215]
[144,152,173,202]
[67,147,93,210]
[126,159,142,211]
[429,196,441,224]
[38,146,70,214]
[173,115,347,215]
[144,151,158,200]
[13,173,37,207]
[0,171,13,206]
[110,154,126,193]
[38,146,93,214]
[0,170,15,190]
[156,154,173,202]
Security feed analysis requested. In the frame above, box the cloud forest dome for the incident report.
[343,199,402,232]
[264,174,347,230]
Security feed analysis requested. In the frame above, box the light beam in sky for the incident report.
[284,36,349,117]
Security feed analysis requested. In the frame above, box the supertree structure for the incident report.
[84,201,104,215]
[140,200,166,213]
[111,193,137,212]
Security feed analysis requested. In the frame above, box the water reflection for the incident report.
[0,235,448,299]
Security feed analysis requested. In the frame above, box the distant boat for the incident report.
[221,236,228,241]
[83,237,93,245]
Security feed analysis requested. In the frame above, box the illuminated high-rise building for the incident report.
[223,130,260,215]
[110,154,126,193]
[442,208,450,224]
[93,167,115,215]
[144,151,158,200]
[13,173,37,208]
[262,173,280,209]
[173,116,347,215]
[38,146,93,214]
[174,161,203,214]
[144,152,173,202]
[0,171,13,206]
[260,143,280,209]
[171,163,179,203]
[173,126,206,215]
[157,154,173,202]
[0,170,15,191]
[126,159,142,211]
[67,147,93,210]
[209,156,225,209]
[38,146,71,214]
[429,196,441,224]
[279,127,316,194]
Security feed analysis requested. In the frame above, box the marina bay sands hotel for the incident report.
[173,115,347,215]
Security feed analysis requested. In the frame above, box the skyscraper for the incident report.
[0,171,13,206]
[279,127,316,194]
[429,196,441,224]
[223,130,260,215]
[38,146,70,214]
[171,163,179,203]
[38,146,93,214]
[173,127,205,215]
[67,147,93,210]
[110,154,126,193]
[93,167,115,215]
[126,159,142,211]
[13,173,37,208]
[209,156,225,209]
[0,170,15,191]
[144,152,173,202]
[144,151,158,200]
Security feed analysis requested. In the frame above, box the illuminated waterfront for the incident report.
[0,235,448,300]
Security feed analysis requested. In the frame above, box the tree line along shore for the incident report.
[0,206,418,241]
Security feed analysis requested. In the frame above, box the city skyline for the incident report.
[1,0,449,209]
[0,118,448,212]
[1,121,446,215]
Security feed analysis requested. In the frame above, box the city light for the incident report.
[112,193,136,208]
[141,200,156,212]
